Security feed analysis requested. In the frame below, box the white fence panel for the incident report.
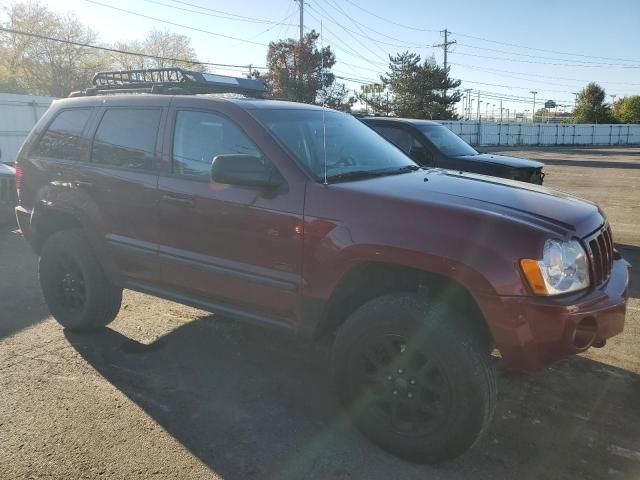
[0,93,54,163]
[439,120,640,147]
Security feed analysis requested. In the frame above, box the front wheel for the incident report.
[332,293,496,463]
[39,228,122,331]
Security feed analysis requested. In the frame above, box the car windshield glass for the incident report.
[417,124,478,157]
[252,109,416,182]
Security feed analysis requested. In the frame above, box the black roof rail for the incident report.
[69,67,267,98]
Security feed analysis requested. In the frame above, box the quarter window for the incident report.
[172,110,262,180]
[91,108,161,170]
[33,109,92,161]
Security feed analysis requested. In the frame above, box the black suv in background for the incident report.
[362,117,545,184]
[0,148,17,224]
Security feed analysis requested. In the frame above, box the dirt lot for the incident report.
[0,147,639,479]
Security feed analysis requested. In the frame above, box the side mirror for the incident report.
[210,154,280,188]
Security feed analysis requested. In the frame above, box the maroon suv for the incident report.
[14,70,629,463]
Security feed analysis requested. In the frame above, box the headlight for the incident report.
[520,239,590,295]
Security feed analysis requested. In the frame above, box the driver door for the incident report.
[156,106,304,326]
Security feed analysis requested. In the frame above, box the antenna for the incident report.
[320,20,328,185]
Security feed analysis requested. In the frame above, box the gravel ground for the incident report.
[0,147,638,479]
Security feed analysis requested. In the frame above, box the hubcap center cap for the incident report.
[393,376,409,392]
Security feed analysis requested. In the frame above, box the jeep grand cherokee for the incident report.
[14,69,629,463]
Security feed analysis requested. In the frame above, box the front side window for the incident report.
[91,108,161,170]
[374,125,415,153]
[172,110,262,181]
[417,124,478,157]
[33,108,92,161]
[253,109,415,182]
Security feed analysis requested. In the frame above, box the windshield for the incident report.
[252,109,416,181]
[417,124,478,157]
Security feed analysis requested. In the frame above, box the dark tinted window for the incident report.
[173,110,262,181]
[92,108,161,169]
[416,124,477,157]
[33,109,91,161]
[374,125,416,153]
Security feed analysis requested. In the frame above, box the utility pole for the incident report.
[530,90,538,123]
[295,0,304,43]
[433,29,456,100]
[464,88,472,119]
[476,91,480,121]
[500,98,503,122]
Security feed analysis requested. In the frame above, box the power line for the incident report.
[342,0,439,33]
[307,3,388,62]
[163,0,286,24]
[451,31,640,63]
[318,0,425,50]
[0,26,265,70]
[83,0,268,46]
[143,0,297,26]
[452,50,640,68]
[455,44,640,68]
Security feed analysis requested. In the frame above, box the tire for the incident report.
[332,293,496,463]
[39,228,122,331]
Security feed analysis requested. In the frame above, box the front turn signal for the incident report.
[520,259,548,295]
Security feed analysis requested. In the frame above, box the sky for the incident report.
[33,0,640,117]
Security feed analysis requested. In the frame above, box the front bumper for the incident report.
[479,255,630,373]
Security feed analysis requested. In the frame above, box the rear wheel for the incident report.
[39,228,122,331]
[332,293,496,463]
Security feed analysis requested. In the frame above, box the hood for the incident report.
[335,169,602,238]
[456,153,544,170]
[0,162,15,176]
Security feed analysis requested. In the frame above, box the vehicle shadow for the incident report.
[0,228,51,339]
[65,315,640,480]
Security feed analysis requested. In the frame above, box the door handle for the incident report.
[162,193,195,206]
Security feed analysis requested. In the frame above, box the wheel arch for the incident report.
[312,260,494,350]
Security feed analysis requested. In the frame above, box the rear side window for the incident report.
[33,108,92,161]
[172,110,262,181]
[91,108,161,170]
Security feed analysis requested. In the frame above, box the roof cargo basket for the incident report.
[69,67,267,98]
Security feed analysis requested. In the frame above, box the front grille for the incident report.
[0,176,17,204]
[585,224,614,286]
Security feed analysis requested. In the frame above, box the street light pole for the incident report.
[530,91,538,123]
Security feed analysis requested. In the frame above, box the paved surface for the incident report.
[0,147,639,479]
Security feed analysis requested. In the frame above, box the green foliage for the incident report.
[0,2,205,97]
[613,96,640,124]
[380,52,461,119]
[572,82,614,124]
[263,30,337,105]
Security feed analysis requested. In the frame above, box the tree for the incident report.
[110,29,205,72]
[572,82,614,124]
[1,3,206,97]
[317,82,355,112]
[613,96,640,124]
[0,2,108,97]
[379,52,461,119]
[263,30,335,104]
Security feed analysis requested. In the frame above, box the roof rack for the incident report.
[69,67,267,98]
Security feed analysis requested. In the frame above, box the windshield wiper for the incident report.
[325,164,419,183]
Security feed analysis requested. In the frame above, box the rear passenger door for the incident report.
[79,103,167,284]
